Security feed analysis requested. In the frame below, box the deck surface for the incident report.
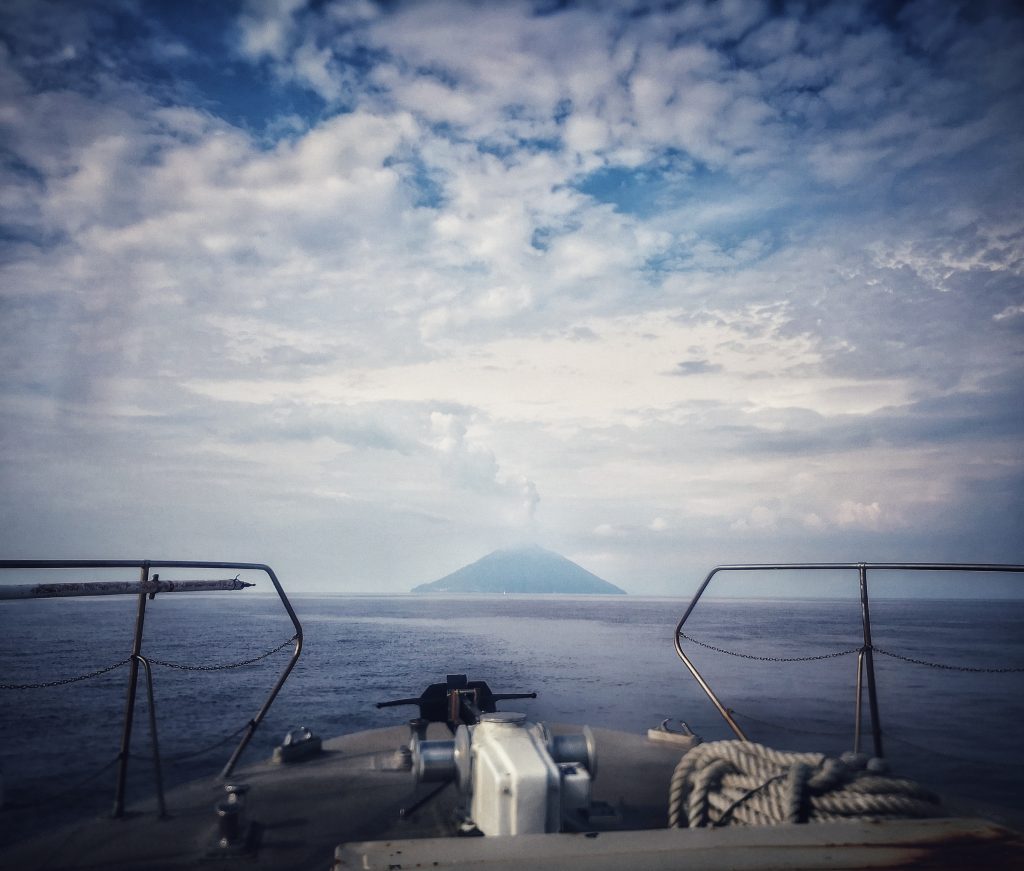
[2,723,1022,871]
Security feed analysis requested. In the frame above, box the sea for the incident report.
[2,590,1023,847]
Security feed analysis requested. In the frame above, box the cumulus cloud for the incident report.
[994,304,1024,322]
[731,505,779,532]
[430,411,540,525]
[835,500,885,530]
[670,359,723,376]
[1,0,1022,590]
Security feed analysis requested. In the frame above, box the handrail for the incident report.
[0,559,303,815]
[674,562,1024,758]
[0,577,253,599]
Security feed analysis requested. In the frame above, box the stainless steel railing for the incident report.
[674,562,1024,758]
[0,559,303,817]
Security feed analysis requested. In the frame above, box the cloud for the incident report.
[835,500,886,530]
[731,505,778,532]
[235,0,308,61]
[994,304,1024,322]
[670,359,723,376]
[1,0,1022,591]
[430,411,540,525]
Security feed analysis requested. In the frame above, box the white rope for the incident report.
[667,741,942,828]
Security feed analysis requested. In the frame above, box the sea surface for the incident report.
[2,590,1023,846]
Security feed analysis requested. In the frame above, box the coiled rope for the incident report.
[668,741,942,828]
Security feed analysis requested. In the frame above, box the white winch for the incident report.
[412,712,597,836]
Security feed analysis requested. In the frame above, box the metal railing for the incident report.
[674,562,1024,758]
[0,559,303,817]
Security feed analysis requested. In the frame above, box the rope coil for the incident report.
[668,741,942,829]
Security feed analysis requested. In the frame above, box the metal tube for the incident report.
[675,562,1024,576]
[0,578,253,599]
[114,564,150,817]
[858,564,884,758]
[674,563,1024,742]
[134,654,166,818]
[673,633,748,741]
[0,556,301,790]
[220,564,303,779]
[0,558,303,785]
[853,649,864,755]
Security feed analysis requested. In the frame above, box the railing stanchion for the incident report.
[673,563,1023,755]
[673,567,748,741]
[220,567,303,779]
[858,564,884,758]
[1,558,301,815]
[674,643,748,741]
[114,563,151,817]
[853,649,865,755]
[134,654,167,818]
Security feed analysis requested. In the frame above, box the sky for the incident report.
[1,0,1022,596]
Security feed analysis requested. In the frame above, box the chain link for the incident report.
[2,634,296,688]
[873,646,1024,673]
[0,754,123,811]
[147,634,297,671]
[678,632,860,662]
[679,632,1021,673]
[732,709,1024,769]
[163,721,253,762]
[1,658,130,690]
[730,707,852,737]
[884,730,1024,767]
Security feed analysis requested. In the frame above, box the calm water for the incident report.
[2,592,1023,845]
